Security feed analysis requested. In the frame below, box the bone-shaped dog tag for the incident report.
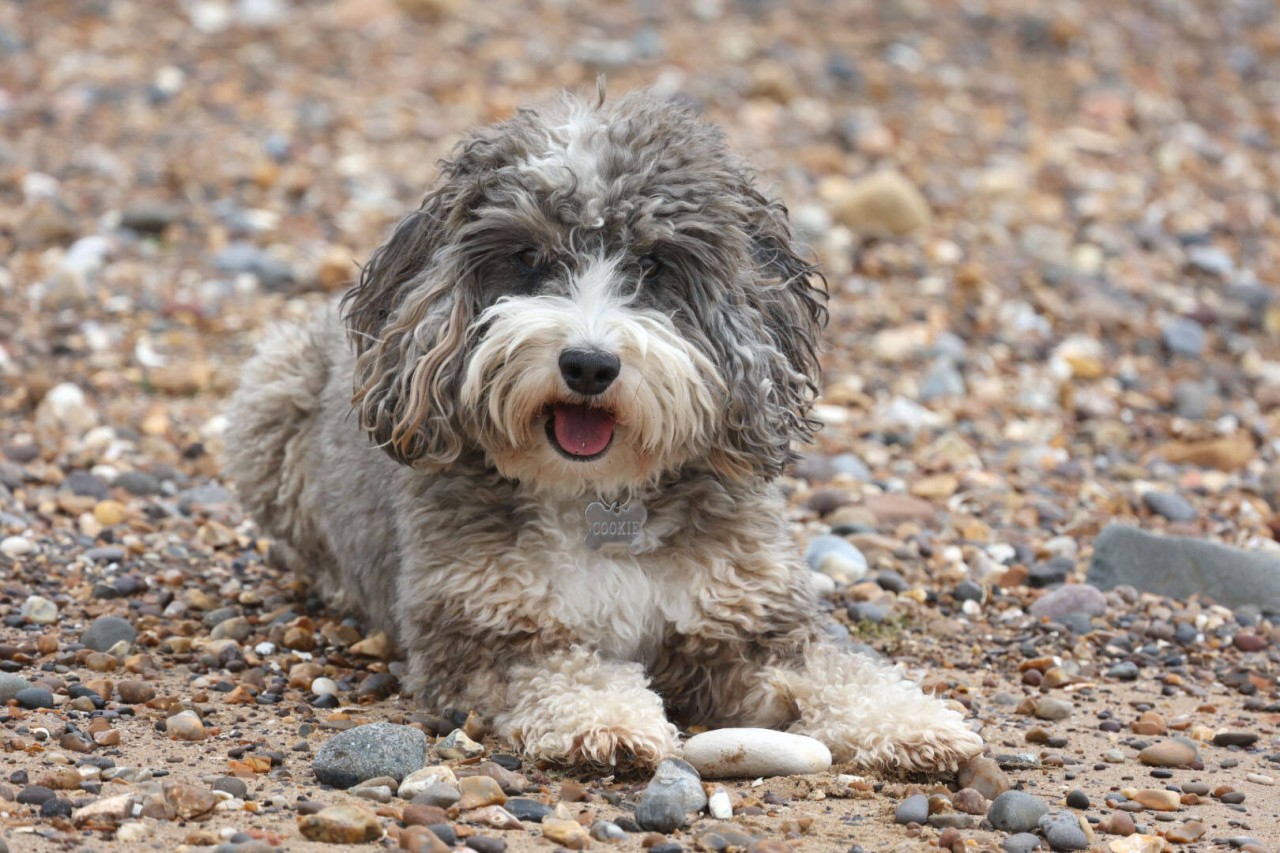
[584,501,647,550]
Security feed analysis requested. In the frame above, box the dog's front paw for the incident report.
[885,718,984,774]
[512,717,680,770]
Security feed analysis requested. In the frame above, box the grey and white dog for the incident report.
[224,90,982,772]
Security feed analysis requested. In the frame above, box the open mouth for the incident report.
[545,402,616,461]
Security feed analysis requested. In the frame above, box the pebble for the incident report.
[414,782,462,809]
[1105,662,1140,681]
[465,837,506,853]
[397,765,457,800]
[1034,698,1073,721]
[0,674,33,703]
[15,687,55,710]
[80,616,137,652]
[1138,741,1196,768]
[958,756,1011,800]
[313,722,427,788]
[988,791,1049,833]
[165,710,206,741]
[1162,317,1206,357]
[457,776,506,810]
[951,788,987,815]
[297,803,382,843]
[1065,789,1089,809]
[1029,585,1107,621]
[1038,811,1089,851]
[1002,833,1044,853]
[1108,836,1165,853]
[542,818,591,849]
[1165,821,1205,843]
[117,680,156,704]
[635,758,707,832]
[682,728,831,778]
[590,820,627,842]
[804,535,868,581]
[1141,491,1197,522]
[435,728,484,760]
[505,798,553,823]
[0,536,34,558]
[894,793,929,825]
[820,170,932,236]
[1130,789,1179,811]
[310,677,338,696]
[708,790,733,820]
[21,595,58,625]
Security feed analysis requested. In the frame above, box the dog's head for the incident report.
[343,89,826,496]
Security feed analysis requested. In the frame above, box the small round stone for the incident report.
[20,596,58,626]
[988,791,1049,833]
[1065,789,1089,809]
[1038,811,1088,851]
[1138,741,1197,768]
[80,615,137,653]
[117,680,156,704]
[894,794,929,825]
[310,677,339,697]
[165,711,206,741]
[1034,697,1073,721]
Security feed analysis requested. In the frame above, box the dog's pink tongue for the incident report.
[553,403,615,457]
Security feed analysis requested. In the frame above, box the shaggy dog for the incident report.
[224,89,983,773]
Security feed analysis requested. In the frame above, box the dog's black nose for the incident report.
[559,348,621,396]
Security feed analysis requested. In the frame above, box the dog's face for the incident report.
[344,91,826,496]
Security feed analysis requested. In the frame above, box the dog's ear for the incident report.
[708,186,827,480]
[342,173,480,468]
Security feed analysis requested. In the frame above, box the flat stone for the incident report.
[1165,821,1205,843]
[1141,491,1197,522]
[988,790,1049,833]
[80,616,137,653]
[1002,832,1044,853]
[1034,697,1073,721]
[505,797,553,823]
[1088,526,1280,612]
[458,776,506,810]
[15,687,55,710]
[1138,741,1197,768]
[313,722,428,788]
[297,803,382,843]
[542,818,591,849]
[1107,836,1164,853]
[1029,585,1107,621]
[1213,732,1258,747]
[682,728,831,779]
[1130,789,1179,811]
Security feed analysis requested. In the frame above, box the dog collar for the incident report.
[584,500,647,550]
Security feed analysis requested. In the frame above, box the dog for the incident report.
[224,88,983,773]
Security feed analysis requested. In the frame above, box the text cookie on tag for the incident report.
[584,501,647,550]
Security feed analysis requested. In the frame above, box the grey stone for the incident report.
[1172,380,1214,420]
[1162,317,1206,357]
[1002,832,1043,853]
[212,776,248,799]
[635,758,705,832]
[1142,491,1197,522]
[14,687,55,710]
[1027,556,1074,588]
[120,203,180,234]
[0,674,33,703]
[894,793,928,825]
[830,453,872,481]
[1105,661,1140,681]
[1038,810,1089,851]
[413,782,461,809]
[63,470,108,499]
[1185,246,1234,277]
[505,798,552,823]
[919,358,966,401]
[214,242,293,290]
[1028,584,1107,621]
[112,470,161,496]
[987,790,1049,833]
[1087,525,1280,612]
[81,616,137,652]
[313,722,428,789]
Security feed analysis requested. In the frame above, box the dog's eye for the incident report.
[639,256,663,282]
[514,248,544,272]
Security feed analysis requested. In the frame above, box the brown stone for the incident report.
[542,818,591,849]
[457,776,506,810]
[117,680,156,704]
[298,803,382,844]
[863,493,937,526]
[403,803,450,827]
[401,825,451,853]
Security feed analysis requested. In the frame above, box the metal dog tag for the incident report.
[584,501,647,550]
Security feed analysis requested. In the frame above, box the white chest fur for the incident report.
[527,501,695,663]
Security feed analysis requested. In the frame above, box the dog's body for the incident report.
[225,90,982,772]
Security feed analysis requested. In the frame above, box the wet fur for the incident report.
[224,90,982,772]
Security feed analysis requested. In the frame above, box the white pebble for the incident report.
[310,677,338,696]
[682,728,832,779]
[398,765,458,800]
[1,536,34,558]
[1246,773,1274,786]
[708,790,732,819]
[254,642,276,655]
[21,595,58,625]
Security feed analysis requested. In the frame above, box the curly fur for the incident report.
[223,89,983,774]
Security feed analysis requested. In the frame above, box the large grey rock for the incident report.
[988,790,1049,833]
[1088,525,1280,613]
[0,674,33,703]
[313,723,428,789]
